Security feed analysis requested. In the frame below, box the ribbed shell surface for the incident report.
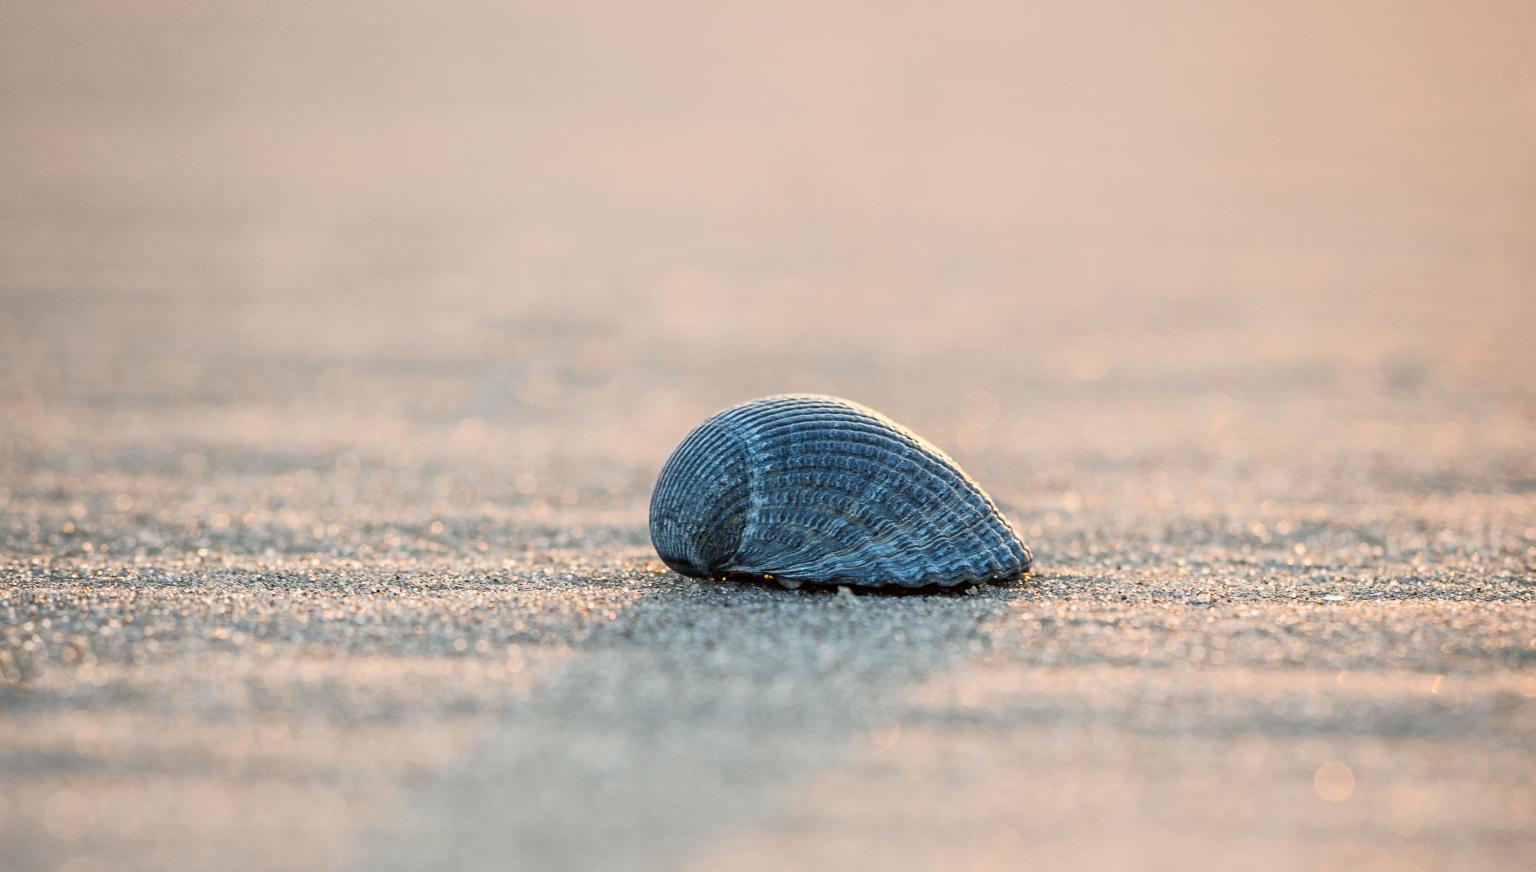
[649,395,1032,588]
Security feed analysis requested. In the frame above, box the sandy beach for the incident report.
[3,3,1534,869]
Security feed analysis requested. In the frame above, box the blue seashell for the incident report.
[649,394,1032,589]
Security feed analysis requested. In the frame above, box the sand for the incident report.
[2,3,1534,870]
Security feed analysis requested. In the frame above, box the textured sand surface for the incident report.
[3,3,1535,871]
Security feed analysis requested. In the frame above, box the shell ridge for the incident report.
[730,397,1020,583]
[650,394,1031,587]
[648,416,753,576]
[731,473,1005,583]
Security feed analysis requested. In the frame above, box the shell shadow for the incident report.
[705,570,1035,598]
[365,565,1036,871]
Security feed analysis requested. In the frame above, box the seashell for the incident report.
[649,394,1032,589]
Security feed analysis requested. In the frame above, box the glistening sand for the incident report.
[3,3,1535,870]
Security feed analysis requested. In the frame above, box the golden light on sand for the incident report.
[43,789,90,841]
[3,2,1534,868]
[869,720,902,750]
[1314,761,1356,803]
[1389,783,1435,838]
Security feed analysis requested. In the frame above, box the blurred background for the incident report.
[3,0,1533,569]
[4,1,1533,452]
[2,2,1534,870]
